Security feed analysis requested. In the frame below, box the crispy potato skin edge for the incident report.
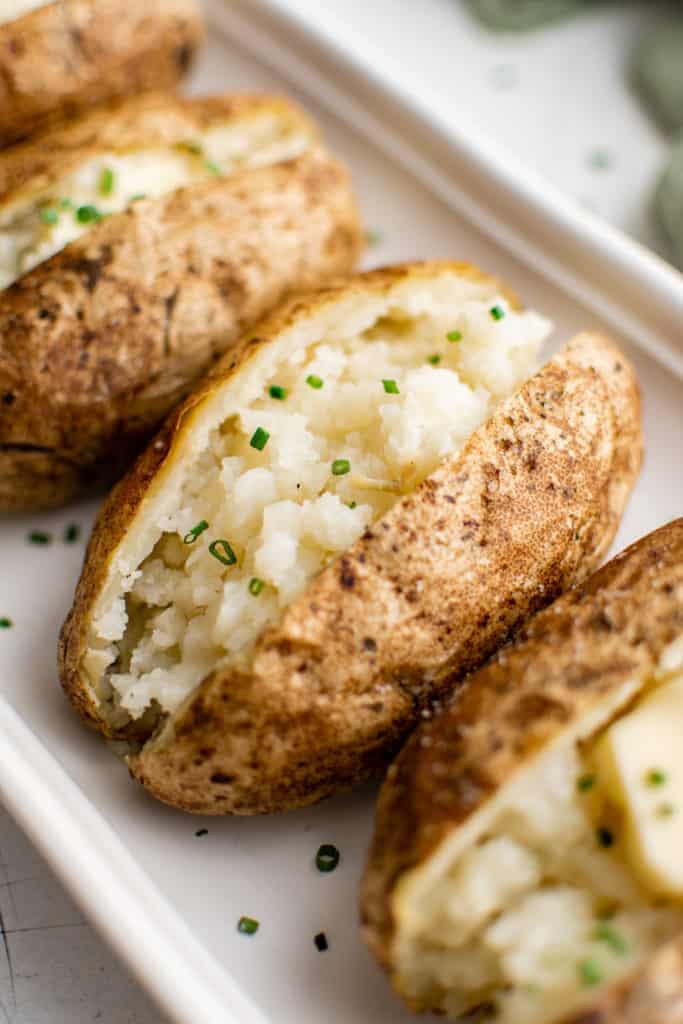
[59,263,642,816]
[0,0,205,146]
[360,518,683,1020]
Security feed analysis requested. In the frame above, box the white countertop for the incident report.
[1,3,678,1022]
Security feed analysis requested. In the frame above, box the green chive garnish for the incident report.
[594,923,628,955]
[315,844,340,873]
[205,160,222,176]
[490,305,505,321]
[0,617,12,629]
[268,385,287,401]
[365,230,381,246]
[250,427,270,451]
[183,520,209,544]
[382,379,400,394]
[237,916,259,935]
[27,530,51,545]
[129,193,147,203]
[447,330,462,342]
[657,802,675,818]
[577,774,596,793]
[209,539,237,566]
[76,205,101,224]
[306,374,324,389]
[59,198,73,210]
[596,826,615,848]
[248,577,264,596]
[427,354,441,365]
[346,501,357,509]
[331,459,350,476]
[578,959,603,987]
[646,769,667,787]
[63,523,80,544]
[39,207,59,226]
[99,167,115,196]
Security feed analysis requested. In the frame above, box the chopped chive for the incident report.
[76,204,101,224]
[306,374,324,389]
[446,330,462,342]
[346,501,357,509]
[183,519,209,544]
[490,305,505,321]
[365,229,381,246]
[268,385,287,401]
[331,459,351,476]
[656,802,675,818]
[39,207,59,226]
[578,959,603,988]
[596,826,614,848]
[205,159,222,176]
[99,167,115,196]
[645,769,667,787]
[588,148,612,171]
[27,530,51,546]
[315,844,340,873]
[382,379,400,394]
[63,523,80,544]
[59,198,73,210]
[209,539,237,566]
[129,193,147,203]
[237,916,259,936]
[314,932,328,952]
[594,923,628,955]
[250,427,270,451]
[0,617,12,629]
[195,828,208,837]
[577,773,596,793]
[248,577,264,597]
[427,354,441,365]
[177,140,203,156]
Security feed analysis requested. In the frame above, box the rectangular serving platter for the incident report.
[1,3,683,1023]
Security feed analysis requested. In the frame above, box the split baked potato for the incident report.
[0,92,363,511]
[0,0,204,146]
[59,261,642,815]
[361,518,683,1024]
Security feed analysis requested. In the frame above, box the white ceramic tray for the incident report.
[1,3,683,1023]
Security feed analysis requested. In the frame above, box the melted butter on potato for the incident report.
[391,638,683,1024]
[592,672,683,897]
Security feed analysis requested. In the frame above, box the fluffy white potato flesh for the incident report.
[393,640,683,1024]
[83,271,551,728]
[0,113,312,289]
[0,0,48,25]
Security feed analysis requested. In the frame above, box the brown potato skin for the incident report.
[0,147,363,511]
[360,518,683,1020]
[59,262,642,815]
[0,0,204,146]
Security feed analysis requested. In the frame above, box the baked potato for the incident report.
[361,518,683,1024]
[0,0,204,146]
[0,92,363,511]
[58,261,642,815]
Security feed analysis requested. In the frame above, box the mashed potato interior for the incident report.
[89,279,550,725]
[395,643,683,1024]
[0,114,311,289]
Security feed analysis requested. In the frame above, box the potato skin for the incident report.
[360,518,683,1018]
[0,147,363,511]
[0,0,204,146]
[59,262,641,815]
